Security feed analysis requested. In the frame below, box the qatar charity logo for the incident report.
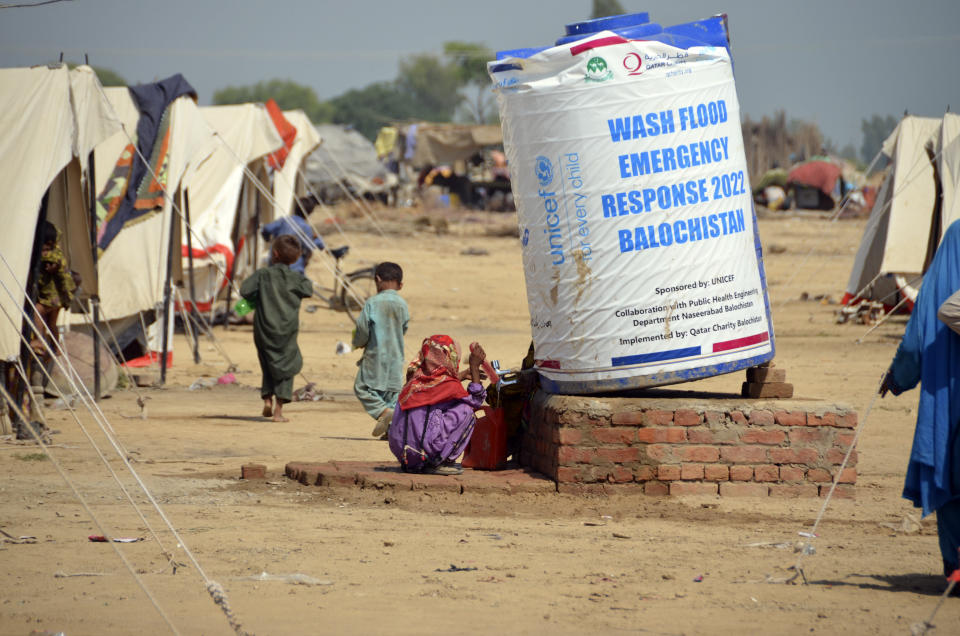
[535,155,554,187]
[585,56,613,82]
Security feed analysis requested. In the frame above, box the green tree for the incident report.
[860,114,898,163]
[591,0,626,19]
[395,53,463,123]
[212,79,333,123]
[327,82,418,140]
[443,41,497,124]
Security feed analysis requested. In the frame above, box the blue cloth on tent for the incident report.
[887,220,960,518]
[98,74,196,250]
[261,216,325,275]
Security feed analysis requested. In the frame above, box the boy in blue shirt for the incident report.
[352,262,409,437]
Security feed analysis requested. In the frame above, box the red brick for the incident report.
[835,413,858,428]
[748,410,775,426]
[826,448,858,467]
[557,466,584,483]
[774,410,806,427]
[729,410,747,425]
[644,481,669,496]
[596,447,640,463]
[813,412,838,427]
[704,410,725,425]
[611,410,644,426]
[644,409,674,426]
[670,482,718,496]
[740,429,787,445]
[634,465,655,481]
[822,484,856,499]
[768,447,820,466]
[704,464,730,481]
[742,381,794,398]
[644,444,672,462]
[747,367,787,383]
[557,428,583,445]
[658,465,681,481]
[807,468,832,483]
[834,432,857,450]
[720,482,768,497]
[789,429,827,444]
[768,484,819,498]
[836,468,857,483]
[591,427,637,444]
[754,465,779,482]
[635,427,687,444]
[681,463,705,480]
[674,409,702,426]
[241,463,267,479]
[779,466,806,481]
[729,465,754,481]
[558,446,592,465]
[678,445,720,462]
[687,428,740,444]
[720,445,768,463]
[606,466,635,483]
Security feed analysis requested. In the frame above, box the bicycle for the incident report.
[311,246,376,322]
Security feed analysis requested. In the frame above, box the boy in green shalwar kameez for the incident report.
[240,235,314,422]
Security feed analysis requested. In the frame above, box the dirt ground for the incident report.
[1,207,958,635]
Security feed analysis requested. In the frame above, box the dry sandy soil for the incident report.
[1,207,958,635]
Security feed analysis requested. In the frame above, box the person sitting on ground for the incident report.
[240,235,314,422]
[260,195,325,276]
[352,262,409,438]
[881,219,960,590]
[31,221,76,357]
[387,336,486,476]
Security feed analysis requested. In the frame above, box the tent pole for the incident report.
[159,205,176,385]
[88,150,101,402]
[183,190,200,363]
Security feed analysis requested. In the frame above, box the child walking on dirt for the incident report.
[240,235,314,422]
[352,262,409,438]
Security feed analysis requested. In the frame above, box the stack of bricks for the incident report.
[519,392,858,497]
[741,362,793,399]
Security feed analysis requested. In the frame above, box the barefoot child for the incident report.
[352,262,409,437]
[240,235,314,422]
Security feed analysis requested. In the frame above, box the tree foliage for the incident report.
[326,82,418,141]
[591,0,626,19]
[395,53,463,123]
[443,41,497,124]
[860,114,898,163]
[212,79,333,123]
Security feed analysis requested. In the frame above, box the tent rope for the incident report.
[785,383,880,584]
[0,252,249,634]
[0,382,181,635]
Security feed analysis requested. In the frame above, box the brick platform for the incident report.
[521,389,858,497]
[285,460,555,495]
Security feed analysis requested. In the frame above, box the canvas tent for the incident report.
[843,115,956,309]
[64,81,217,369]
[271,110,323,221]
[180,104,284,312]
[0,65,118,362]
[401,123,503,168]
[304,124,391,200]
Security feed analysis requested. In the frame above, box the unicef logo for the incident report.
[535,156,554,187]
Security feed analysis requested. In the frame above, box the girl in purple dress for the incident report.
[388,335,487,475]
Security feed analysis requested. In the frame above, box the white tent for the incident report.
[271,110,322,221]
[843,116,943,308]
[305,124,391,199]
[180,104,283,311]
[0,65,119,361]
[935,113,960,232]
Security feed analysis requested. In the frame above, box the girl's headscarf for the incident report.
[397,335,469,411]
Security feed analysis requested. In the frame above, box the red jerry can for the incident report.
[462,406,507,470]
